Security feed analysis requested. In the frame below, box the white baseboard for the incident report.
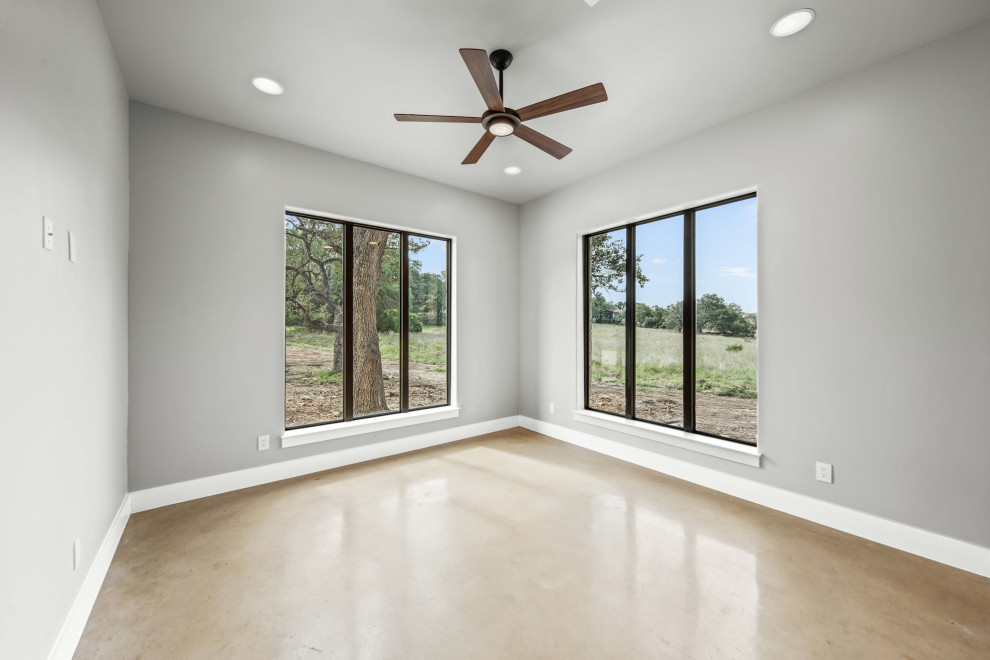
[131,416,522,513]
[519,416,990,578]
[48,493,131,660]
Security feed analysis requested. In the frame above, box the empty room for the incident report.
[3,0,990,658]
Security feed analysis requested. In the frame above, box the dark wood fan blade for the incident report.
[460,48,504,113]
[394,114,481,123]
[513,124,572,159]
[462,131,496,165]
[516,83,607,122]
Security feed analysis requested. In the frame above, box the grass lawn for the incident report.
[285,325,447,370]
[591,323,756,397]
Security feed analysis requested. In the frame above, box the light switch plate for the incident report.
[43,216,54,251]
[68,231,77,262]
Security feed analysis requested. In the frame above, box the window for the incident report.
[285,213,451,430]
[584,194,757,444]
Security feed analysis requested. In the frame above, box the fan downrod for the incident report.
[489,49,512,100]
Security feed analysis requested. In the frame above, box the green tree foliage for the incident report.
[377,309,423,333]
[661,300,684,332]
[367,235,444,333]
[589,233,647,297]
[635,303,665,328]
[588,233,646,325]
[408,238,447,327]
[285,216,346,369]
[696,293,756,337]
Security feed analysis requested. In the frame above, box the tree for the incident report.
[285,216,345,370]
[635,303,664,328]
[286,220,450,416]
[589,233,647,299]
[696,293,726,334]
[662,300,684,332]
[695,293,756,337]
[351,226,389,415]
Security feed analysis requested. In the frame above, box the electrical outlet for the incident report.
[816,462,833,483]
[42,216,54,250]
[257,434,270,451]
[73,538,80,570]
[549,402,555,414]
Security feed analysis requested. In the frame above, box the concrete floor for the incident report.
[76,428,990,659]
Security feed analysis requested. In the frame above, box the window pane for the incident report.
[588,229,627,415]
[284,215,344,427]
[634,216,684,427]
[695,198,758,443]
[408,236,448,408]
[353,227,400,417]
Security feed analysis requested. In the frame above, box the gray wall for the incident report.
[519,21,990,548]
[128,103,520,490]
[0,1,130,657]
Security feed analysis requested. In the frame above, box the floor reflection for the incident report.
[75,430,990,659]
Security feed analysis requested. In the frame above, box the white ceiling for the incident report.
[96,0,990,204]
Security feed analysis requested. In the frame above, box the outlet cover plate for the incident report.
[816,462,833,483]
[258,434,270,451]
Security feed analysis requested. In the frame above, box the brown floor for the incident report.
[76,429,990,659]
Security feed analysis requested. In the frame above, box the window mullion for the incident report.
[445,238,452,406]
[683,210,696,432]
[343,223,354,422]
[400,233,410,412]
[625,225,636,419]
[583,237,591,410]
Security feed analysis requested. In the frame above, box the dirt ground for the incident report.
[590,382,756,443]
[285,346,447,428]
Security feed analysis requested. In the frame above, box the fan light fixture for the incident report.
[504,166,522,175]
[488,117,515,136]
[770,9,815,37]
[394,48,608,165]
[251,76,284,95]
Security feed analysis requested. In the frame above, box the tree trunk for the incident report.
[352,228,389,415]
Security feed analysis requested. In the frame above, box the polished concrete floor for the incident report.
[76,429,989,659]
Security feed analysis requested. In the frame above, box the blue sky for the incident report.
[696,198,757,313]
[412,236,446,275]
[605,197,757,313]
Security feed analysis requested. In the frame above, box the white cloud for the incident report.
[651,257,667,264]
[716,266,756,279]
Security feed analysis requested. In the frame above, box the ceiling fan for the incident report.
[394,48,607,165]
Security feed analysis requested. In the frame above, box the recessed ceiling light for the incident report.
[251,76,284,95]
[504,166,522,175]
[770,9,815,38]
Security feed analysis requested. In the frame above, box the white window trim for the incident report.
[282,406,460,448]
[572,409,760,467]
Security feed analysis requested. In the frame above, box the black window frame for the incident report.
[285,211,452,431]
[583,192,757,446]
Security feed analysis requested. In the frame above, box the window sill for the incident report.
[571,410,761,467]
[281,406,460,448]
